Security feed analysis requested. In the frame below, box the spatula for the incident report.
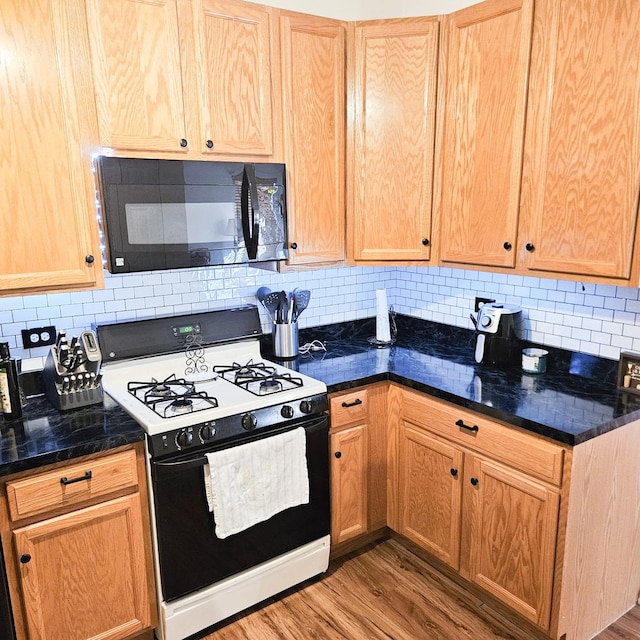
[292,289,311,322]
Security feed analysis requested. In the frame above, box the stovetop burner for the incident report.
[128,374,219,418]
[212,360,304,396]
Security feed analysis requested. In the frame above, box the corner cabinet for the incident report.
[0,0,103,295]
[391,385,564,631]
[280,12,346,266]
[438,0,534,269]
[329,384,387,553]
[0,445,156,640]
[85,0,279,159]
[347,18,440,265]
[518,0,640,282]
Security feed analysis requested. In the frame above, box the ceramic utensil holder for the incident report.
[273,322,299,359]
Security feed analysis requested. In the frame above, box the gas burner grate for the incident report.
[212,360,277,383]
[128,374,218,418]
[212,360,304,395]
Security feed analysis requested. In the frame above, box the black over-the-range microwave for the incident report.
[96,157,288,274]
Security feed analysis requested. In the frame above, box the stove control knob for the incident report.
[299,400,313,414]
[200,424,216,441]
[241,413,257,431]
[281,405,294,419]
[176,429,193,449]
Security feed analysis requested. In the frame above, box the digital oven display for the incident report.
[171,323,201,338]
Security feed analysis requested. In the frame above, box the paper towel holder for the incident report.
[368,306,397,348]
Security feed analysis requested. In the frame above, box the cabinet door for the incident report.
[330,424,367,544]
[0,0,102,293]
[439,0,533,268]
[14,494,152,640]
[189,0,275,156]
[281,13,346,265]
[519,0,640,279]
[350,19,439,262]
[398,423,463,569]
[85,0,188,152]
[463,456,559,629]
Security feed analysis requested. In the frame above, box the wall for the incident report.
[0,266,393,365]
[245,0,482,20]
[394,267,640,360]
[2,264,639,368]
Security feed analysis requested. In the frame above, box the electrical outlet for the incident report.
[474,297,495,312]
[21,326,57,349]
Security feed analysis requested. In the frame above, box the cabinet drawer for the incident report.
[6,449,139,521]
[401,389,564,486]
[330,389,368,429]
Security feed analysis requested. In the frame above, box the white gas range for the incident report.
[96,307,331,640]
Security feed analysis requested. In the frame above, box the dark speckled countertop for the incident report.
[0,394,144,477]
[266,315,640,447]
[2,314,639,478]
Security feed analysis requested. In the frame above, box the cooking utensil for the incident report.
[292,289,311,322]
[263,291,283,322]
[256,286,271,304]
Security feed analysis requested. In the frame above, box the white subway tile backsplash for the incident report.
[2,263,640,363]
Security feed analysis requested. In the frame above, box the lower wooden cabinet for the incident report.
[462,454,559,628]
[398,424,463,569]
[394,386,562,630]
[329,384,388,551]
[330,423,368,544]
[0,444,156,640]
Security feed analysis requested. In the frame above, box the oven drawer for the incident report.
[6,449,139,521]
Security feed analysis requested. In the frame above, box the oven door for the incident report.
[150,415,330,602]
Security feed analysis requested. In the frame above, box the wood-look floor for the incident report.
[197,538,640,640]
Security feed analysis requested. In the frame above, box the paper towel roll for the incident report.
[376,289,391,342]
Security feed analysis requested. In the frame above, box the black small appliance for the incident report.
[471,302,522,367]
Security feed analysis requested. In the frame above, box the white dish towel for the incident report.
[204,427,309,539]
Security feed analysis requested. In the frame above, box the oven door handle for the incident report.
[154,456,208,471]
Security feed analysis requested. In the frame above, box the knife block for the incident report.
[43,333,103,411]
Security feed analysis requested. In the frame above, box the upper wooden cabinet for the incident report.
[85,0,279,158]
[348,18,440,264]
[0,0,103,295]
[280,12,346,266]
[438,0,534,269]
[518,0,640,281]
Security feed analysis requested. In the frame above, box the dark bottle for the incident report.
[0,343,22,420]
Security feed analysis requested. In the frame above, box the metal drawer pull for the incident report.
[341,398,362,408]
[455,419,479,433]
[60,470,92,486]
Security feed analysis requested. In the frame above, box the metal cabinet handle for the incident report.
[60,470,92,486]
[422,238,430,246]
[341,398,362,408]
[503,241,512,251]
[20,554,31,564]
[455,419,479,433]
[525,242,535,252]
[470,477,479,486]
[206,139,214,149]
[334,451,342,459]
[450,468,458,477]
[179,138,188,148]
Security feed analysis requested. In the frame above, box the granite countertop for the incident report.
[268,315,640,447]
[0,394,145,477]
[2,314,639,478]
